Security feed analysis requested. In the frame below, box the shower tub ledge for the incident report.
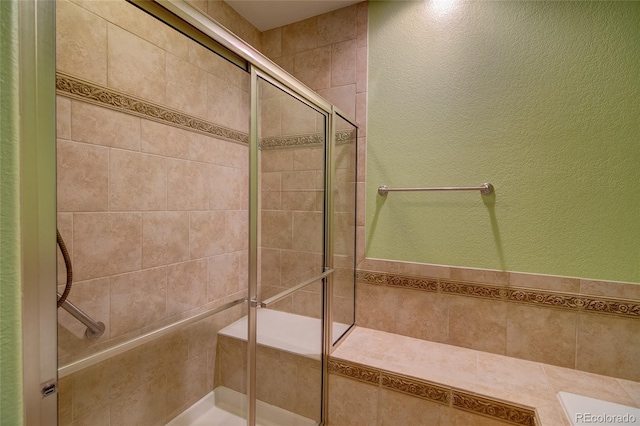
[330,327,640,426]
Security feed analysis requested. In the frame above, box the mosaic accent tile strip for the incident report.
[452,391,536,426]
[329,357,536,426]
[356,270,640,319]
[56,72,249,144]
[260,130,355,149]
[380,372,449,405]
[57,71,355,149]
[328,359,380,385]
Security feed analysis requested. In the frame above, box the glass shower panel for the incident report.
[256,76,327,425]
[332,114,358,344]
[55,1,251,423]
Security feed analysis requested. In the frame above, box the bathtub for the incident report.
[558,392,640,426]
[218,309,351,359]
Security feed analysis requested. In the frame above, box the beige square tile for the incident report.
[335,212,355,257]
[543,364,637,406]
[71,101,140,151]
[281,191,319,212]
[77,0,190,60]
[293,211,324,253]
[328,374,378,426]
[71,405,110,426]
[282,170,317,190]
[166,53,208,118]
[273,54,295,74]
[261,149,294,172]
[189,211,225,259]
[293,47,331,91]
[189,134,222,164]
[138,331,188,383]
[220,141,248,170]
[295,364,323,421]
[475,351,556,399]
[109,149,166,211]
[576,313,640,381]
[260,27,281,58]
[261,211,293,249]
[282,17,318,55]
[448,297,507,355]
[291,290,323,319]
[70,364,110,419]
[356,45,368,94]
[166,353,208,414]
[509,271,580,293]
[378,387,441,426]
[396,290,449,343]
[73,213,142,281]
[217,335,247,393]
[317,5,357,47]
[443,408,513,426]
[357,2,368,48]
[110,267,167,337]
[332,39,356,87]
[56,0,107,85]
[209,165,248,210]
[225,210,248,252]
[357,136,366,183]
[208,252,246,302]
[256,353,298,413]
[188,41,226,77]
[142,212,189,268]
[356,283,399,334]
[207,74,249,133]
[106,348,141,401]
[166,260,208,317]
[356,92,367,136]
[281,250,321,286]
[260,248,281,287]
[281,90,323,134]
[395,261,451,279]
[580,279,640,301]
[57,376,72,425]
[57,96,72,139]
[358,258,399,274]
[506,304,577,368]
[107,24,166,104]
[167,158,210,211]
[450,267,509,286]
[110,373,167,425]
[57,140,109,212]
[140,119,191,160]
[293,146,324,171]
[317,85,357,120]
[259,96,281,138]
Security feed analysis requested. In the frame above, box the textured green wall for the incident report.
[367,1,640,282]
[0,0,24,423]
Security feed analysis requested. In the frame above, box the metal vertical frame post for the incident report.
[19,0,58,423]
[247,64,259,426]
[322,107,337,424]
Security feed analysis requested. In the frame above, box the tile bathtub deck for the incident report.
[331,327,640,425]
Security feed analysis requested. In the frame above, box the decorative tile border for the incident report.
[260,129,355,149]
[56,72,249,144]
[452,391,536,426]
[329,358,536,426]
[56,72,355,149]
[380,372,449,405]
[356,270,640,319]
[328,359,380,385]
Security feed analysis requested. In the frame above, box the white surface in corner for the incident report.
[558,392,640,426]
[166,387,317,426]
[219,309,350,359]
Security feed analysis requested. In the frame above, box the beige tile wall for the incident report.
[356,259,640,382]
[56,0,257,423]
[258,3,365,328]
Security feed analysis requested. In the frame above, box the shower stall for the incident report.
[53,1,357,424]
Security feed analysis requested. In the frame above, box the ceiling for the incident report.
[224,0,361,32]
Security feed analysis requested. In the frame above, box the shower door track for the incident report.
[57,297,246,378]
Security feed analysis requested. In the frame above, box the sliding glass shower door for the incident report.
[250,74,329,425]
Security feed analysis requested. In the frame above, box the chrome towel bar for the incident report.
[378,183,494,196]
[58,293,106,340]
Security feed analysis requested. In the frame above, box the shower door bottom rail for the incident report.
[58,297,246,378]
